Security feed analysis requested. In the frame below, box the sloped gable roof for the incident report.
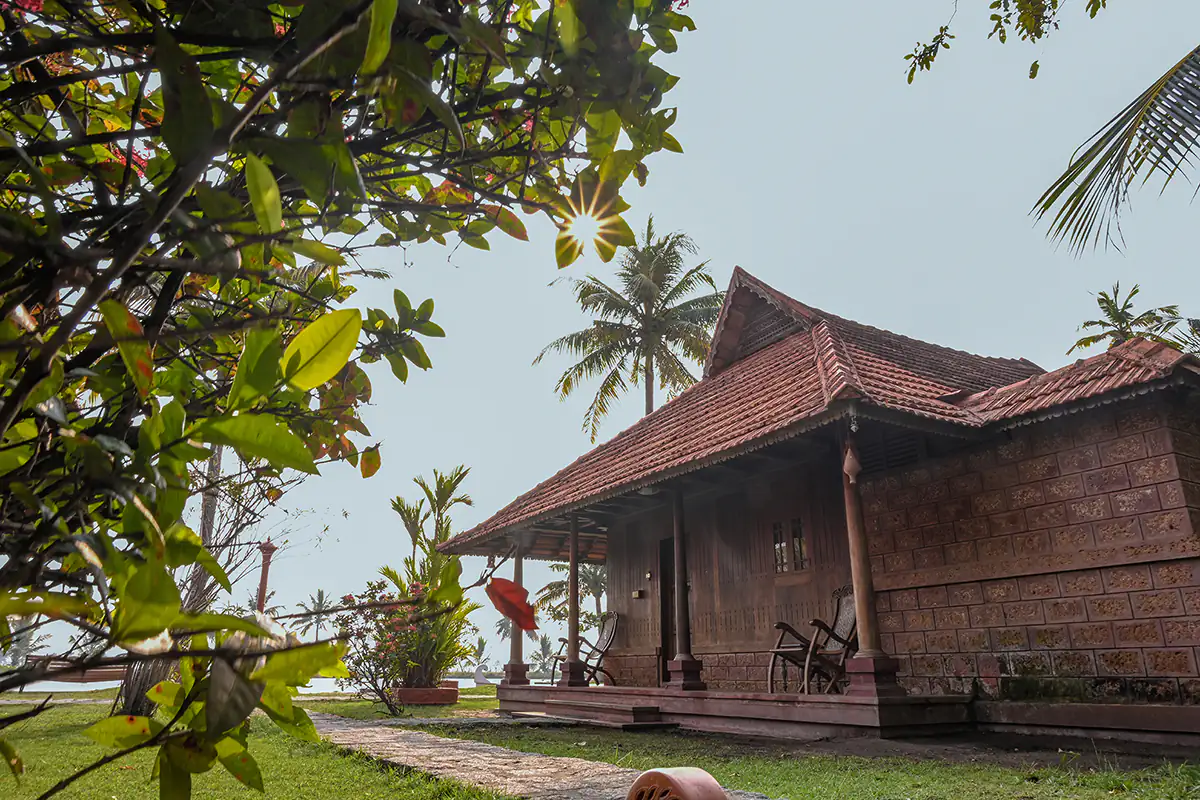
[440,270,1196,555]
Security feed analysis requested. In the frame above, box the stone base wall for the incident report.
[862,395,1200,705]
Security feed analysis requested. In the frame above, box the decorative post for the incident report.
[503,538,530,686]
[666,489,705,690]
[255,539,278,614]
[842,435,903,697]
[558,514,587,686]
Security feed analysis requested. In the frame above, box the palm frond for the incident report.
[552,344,631,401]
[658,262,717,309]
[583,362,631,442]
[1035,46,1200,253]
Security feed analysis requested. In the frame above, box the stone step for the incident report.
[511,711,679,732]
[544,698,662,723]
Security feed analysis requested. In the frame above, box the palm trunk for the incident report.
[121,446,221,716]
[644,352,654,415]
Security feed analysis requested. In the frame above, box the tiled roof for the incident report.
[440,271,1196,554]
[960,338,1192,422]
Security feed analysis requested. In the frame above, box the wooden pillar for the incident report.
[666,489,704,690]
[502,540,530,686]
[842,435,903,697]
[558,514,587,686]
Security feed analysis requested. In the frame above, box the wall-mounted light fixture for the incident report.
[631,589,645,599]
[644,571,653,580]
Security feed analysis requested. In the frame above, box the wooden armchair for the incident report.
[555,612,619,685]
[768,584,858,694]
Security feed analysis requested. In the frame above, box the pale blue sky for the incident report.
[249,1,1200,660]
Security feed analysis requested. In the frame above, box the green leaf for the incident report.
[24,357,63,410]
[291,238,346,266]
[386,352,408,383]
[399,338,431,370]
[250,641,345,685]
[228,327,283,411]
[361,0,399,74]
[416,298,434,320]
[258,683,293,719]
[0,737,22,782]
[555,0,583,54]
[158,748,192,799]
[555,230,583,268]
[98,299,153,398]
[165,735,217,774]
[0,590,94,620]
[156,28,213,165]
[262,703,319,742]
[114,561,181,641]
[414,321,445,338]
[206,659,264,739]
[164,524,231,591]
[193,414,318,475]
[84,715,164,748]
[245,154,282,235]
[459,14,508,65]
[249,138,331,205]
[281,308,362,391]
[318,660,350,679]
[360,445,380,478]
[147,681,185,709]
[218,746,264,792]
[396,67,464,149]
[430,557,463,606]
[481,205,528,241]
[393,289,412,312]
[1029,60,1040,79]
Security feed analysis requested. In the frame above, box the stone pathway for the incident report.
[311,713,770,800]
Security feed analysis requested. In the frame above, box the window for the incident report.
[773,517,809,573]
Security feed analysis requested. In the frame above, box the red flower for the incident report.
[486,577,538,632]
[3,0,44,12]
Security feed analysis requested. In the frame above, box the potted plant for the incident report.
[335,467,479,711]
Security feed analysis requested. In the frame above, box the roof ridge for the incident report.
[811,320,867,402]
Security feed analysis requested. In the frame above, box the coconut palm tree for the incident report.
[1068,283,1180,355]
[295,589,335,640]
[1036,47,1200,253]
[534,563,607,629]
[535,217,725,441]
[471,636,490,668]
[495,615,539,642]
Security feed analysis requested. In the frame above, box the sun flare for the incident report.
[565,212,604,245]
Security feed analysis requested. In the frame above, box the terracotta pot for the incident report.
[389,686,459,705]
[439,679,459,689]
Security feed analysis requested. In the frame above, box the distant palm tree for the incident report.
[391,466,472,560]
[535,563,607,624]
[295,589,335,640]
[535,216,725,441]
[1068,283,1180,355]
[495,615,539,642]
[531,634,556,676]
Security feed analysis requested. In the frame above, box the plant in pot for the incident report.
[336,467,479,712]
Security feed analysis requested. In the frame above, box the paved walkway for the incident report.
[311,713,769,800]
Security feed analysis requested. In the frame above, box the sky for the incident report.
[243,1,1200,665]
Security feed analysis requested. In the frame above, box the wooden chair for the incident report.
[555,612,619,685]
[767,584,858,694]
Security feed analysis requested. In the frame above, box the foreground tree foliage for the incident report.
[0,0,690,794]
[911,2,1200,253]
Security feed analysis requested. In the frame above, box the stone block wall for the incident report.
[861,395,1200,704]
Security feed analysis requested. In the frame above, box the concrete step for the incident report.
[544,698,661,723]
[511,711,678,732]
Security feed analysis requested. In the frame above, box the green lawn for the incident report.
[0,704,510,800]
[412,723,1200,800]
[0,688,118,701]
[297,685,498,721]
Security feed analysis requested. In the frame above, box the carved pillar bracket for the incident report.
[558,515,588,687]
[842,434,904,697]
[503,536,530,687]
[667,489,705,691]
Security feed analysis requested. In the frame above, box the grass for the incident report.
[297,685,498,721]
[411,723,1200,800]
[0,703,512,800]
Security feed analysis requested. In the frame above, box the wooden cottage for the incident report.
[440,268,1200,743]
